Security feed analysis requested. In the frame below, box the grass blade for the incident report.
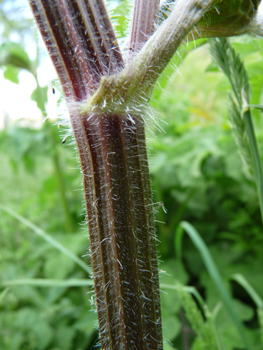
[2,279,203,296]
[161,283,205,313]
[0,288,9,304]
[210,38,263,225]
[248,104,263,112]
[180,221,250,350]
[231,273,263,308]
[243,108,263,224]
[231,274,263,345]
[177,283,220,350]
[0,204,92,275]
[1,279,93,288]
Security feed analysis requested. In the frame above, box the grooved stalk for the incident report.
[129,0,160,52]
[28,0,218,348]
[72,112,162,349]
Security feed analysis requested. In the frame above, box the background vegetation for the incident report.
[1,1,263,349]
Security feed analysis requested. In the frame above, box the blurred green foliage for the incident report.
[150,35,263,350]
[1,1,263,349]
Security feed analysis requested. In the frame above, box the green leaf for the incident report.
[163,342,177,350]
[159,0,259,39]
[0,42,32,72]
[177,283,219,350]
[110,1,130,38]
[0,204,92,275]
[151,40,207,105]
[31,85,48,113]
[55,324,75,350]
[231,274,263,308]
[162,315,181,342]
[32,319,53,350]
[258,308,263,345]
[197,0,259,38]
[3,65,20,83]
[180,221,251,350]
[14,308,53,350]
[0,288,9,304]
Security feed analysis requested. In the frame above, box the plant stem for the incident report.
[29,1,164,348]
[0,203,91,274]
[72,111,162,349]
[28,0,220,348]
[181,221,250,350]
[129,0,160,52]
[51,138,74,233]
[32,67,74,233]
[243,108,263,224]
[210,37,263,225]
[83,0,218,113]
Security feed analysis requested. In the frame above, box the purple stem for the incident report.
[29,0,163,349]
[129,0,160,52]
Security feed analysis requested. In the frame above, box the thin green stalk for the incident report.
[33,68,74,233]
[210,37,263,225]
[231,274,263,345]
[1,278,203,300]
[0,204,91,275]
[50,130,74,233]
[177,283,220,350]
[231,274,263,309]
[161,283,206,313]
[0,288,9,304]
[180,221,250,350]
[1,279,93,288]
[243,108,263,224]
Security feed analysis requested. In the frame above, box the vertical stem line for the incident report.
[243,109,263,224]
[123,119,162,347]
[74,112,162,349]
[129,0,160,52]
[136,123,163,347]
[29,0,164,347]
[31,65,74,233]
[51,138,74,233]
[83,115,127,349]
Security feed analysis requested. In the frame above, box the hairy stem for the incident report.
[29,0,163,348]
[129,0,160,52]
[29,0,123,100]
[28,0,226,347]
[71,112,162,349]
[83,0,218,115]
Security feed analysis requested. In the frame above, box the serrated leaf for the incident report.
[110,1,130,38]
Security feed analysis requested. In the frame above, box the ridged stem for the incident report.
[29,0,163,348]
[71,112,162,349]
[83,0,218,113]
[129,0,160,52]
[29,0,123,100]
[28,0,220,347]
